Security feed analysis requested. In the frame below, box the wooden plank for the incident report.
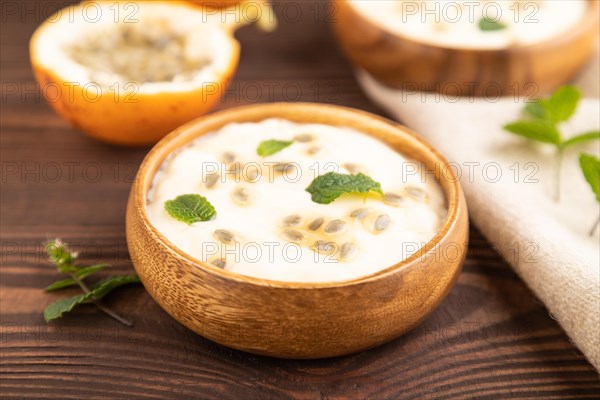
[1,0,598,398]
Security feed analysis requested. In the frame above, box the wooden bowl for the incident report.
[126,103,469,359]
[331,0,599,97]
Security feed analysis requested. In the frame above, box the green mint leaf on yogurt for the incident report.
[478,17,507,31]
[257,139,293,157]
[306,172,383,204]
[165,194,216,225]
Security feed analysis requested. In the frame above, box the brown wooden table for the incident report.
[1,1,599,399]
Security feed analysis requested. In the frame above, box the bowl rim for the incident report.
[341,0,600,53]
[130,102,466,290]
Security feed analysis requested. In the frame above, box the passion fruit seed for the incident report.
[213,229,236,244]
[283,214,302,227]
[405,186,429,201]
[306,146,321,156]
[231,187,252,206]
[374,214,392,232]
[205,172,220,189]
[245,165,260,182]
[210,258,227,269]
[343,163,364,174]
[383,193,405,207]
[350,207,372,220]
[324,219,347,234]
[312,240,336,254]
[222,152,236,164]
[308,217,325,231]
[68,24,211,84]
[340,242,358,261]
[282,229,304,243]
[273,162,296,174]
[294,133,314,142]
[231,162,244,179]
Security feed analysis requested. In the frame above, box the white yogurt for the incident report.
[349,0,588,49]
[146,119,447,283]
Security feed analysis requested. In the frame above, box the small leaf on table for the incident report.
[44,278,78,292]
[89,275,141,300]
[75,264,110,278]
[44,294,89,322]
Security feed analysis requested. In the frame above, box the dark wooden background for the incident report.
[1,1,599,399]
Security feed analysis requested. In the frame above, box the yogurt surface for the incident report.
[147,119,447,282]
[349,0,588,49]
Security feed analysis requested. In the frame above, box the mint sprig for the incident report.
[306,172,383,204]
[257,139,294,157]
[44,275,140,322]
[165,194,216,224]
[44,264,109,291]
[524,86,581,123]
[503,85,599,201]
[44,240,140,326]
[478,17,507,31]
[579,153,600,236]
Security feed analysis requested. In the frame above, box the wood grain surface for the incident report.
[1,1,599,399]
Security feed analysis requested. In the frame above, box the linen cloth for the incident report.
[355,49,600,370]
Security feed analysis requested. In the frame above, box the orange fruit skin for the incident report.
[29,4,240,146]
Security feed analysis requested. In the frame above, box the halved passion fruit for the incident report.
[30,1,273,146]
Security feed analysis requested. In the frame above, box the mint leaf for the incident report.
[257,139,293,157]
[523,86,581,123]
[165,194,216,225]
[504,119,561,145]
[542,85,581,123]
[44,278,78,292]
[42,239,139,326]
[561,131,600,149]
[89,275,141,300]
[306,172,383,204]
[580,153,600,203]
[478,17,507,31]
[524,101,551,120]
[44,294,89,321]
[44,264,108,292]
[43,275,140,321]
[75,264,110,278]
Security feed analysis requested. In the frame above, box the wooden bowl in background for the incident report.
[331,0,599,97]
[126,103,469,359]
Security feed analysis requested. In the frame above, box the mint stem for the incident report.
[554,149,564,202]
[69,273,133,327]
[589,215,600,237]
